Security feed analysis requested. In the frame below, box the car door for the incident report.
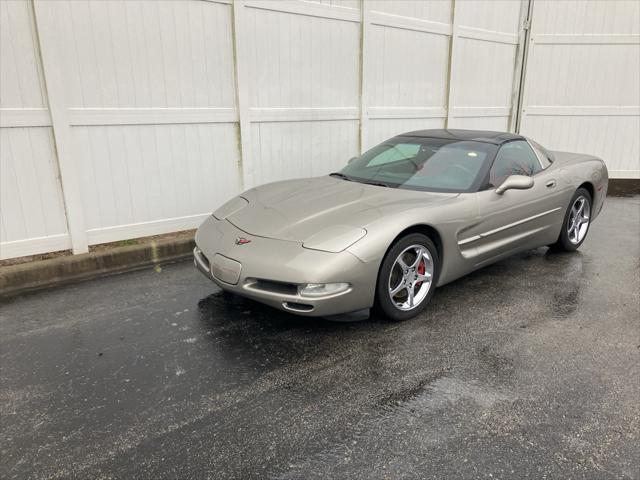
[466,140,566,265]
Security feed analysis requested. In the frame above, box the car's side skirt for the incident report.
[457,207,562,261]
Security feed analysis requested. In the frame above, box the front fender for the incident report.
[346,193,478,287]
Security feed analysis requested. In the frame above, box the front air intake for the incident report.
[282,302,314,313]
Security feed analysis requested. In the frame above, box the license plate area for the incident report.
[211,254,242,285]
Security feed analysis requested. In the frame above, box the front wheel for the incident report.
[551,187,592,251]
[374,233,439,321]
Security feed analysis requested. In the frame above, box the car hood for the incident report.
[223,176,457,249]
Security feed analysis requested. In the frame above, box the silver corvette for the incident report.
[194,129,608,320]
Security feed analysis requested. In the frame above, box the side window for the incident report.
[528,139,554,168]
[489,140,542,187]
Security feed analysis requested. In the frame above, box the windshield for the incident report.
[338,136,498,193]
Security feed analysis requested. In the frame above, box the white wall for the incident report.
[0,0,638,260]
[520,0,640,179]
[0,0,71,258]
[240,0,362,186]
[35,0,244,248]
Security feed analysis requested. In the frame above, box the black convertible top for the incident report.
[400,129,524,145]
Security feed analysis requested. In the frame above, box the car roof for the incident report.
[399,129,524,145]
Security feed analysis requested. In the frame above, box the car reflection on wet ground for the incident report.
[1,197,639,479]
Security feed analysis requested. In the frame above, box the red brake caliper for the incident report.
[416,259,425,287]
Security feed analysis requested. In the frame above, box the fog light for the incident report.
[298,282,350,297]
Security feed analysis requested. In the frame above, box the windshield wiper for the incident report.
[330,172,390,188]
[329,172,352,181]
[362,181,390,188]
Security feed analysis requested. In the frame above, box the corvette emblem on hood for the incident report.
[235,237,251,245]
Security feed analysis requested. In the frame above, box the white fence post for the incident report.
[510,0,532,133]
[231,0,253,190]
[31,0,88,254]
[359,0,371,153]
[444,0,458,129]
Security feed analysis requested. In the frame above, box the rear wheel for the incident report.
[551,187,592,251]
[374,233,439,321]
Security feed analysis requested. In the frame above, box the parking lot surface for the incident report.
[1,197,639,479]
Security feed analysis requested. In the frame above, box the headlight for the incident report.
[298,283,350,297]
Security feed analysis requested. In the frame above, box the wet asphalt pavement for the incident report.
[1,197,639,480]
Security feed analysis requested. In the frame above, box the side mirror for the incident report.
[348,156,358,165]
[495,175,534,195]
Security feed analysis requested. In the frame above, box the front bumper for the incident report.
[193,216,378,316]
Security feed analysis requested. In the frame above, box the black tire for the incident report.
[551,187,592,251]
[374,233,439,321]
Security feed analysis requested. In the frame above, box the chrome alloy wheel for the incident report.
[567,195,590,244]
[388,244,434,311]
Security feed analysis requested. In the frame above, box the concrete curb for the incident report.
[0,237,195,298]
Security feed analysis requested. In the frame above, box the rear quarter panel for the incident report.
[552,152,608,220]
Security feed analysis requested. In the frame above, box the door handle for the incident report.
[546,180,556,188]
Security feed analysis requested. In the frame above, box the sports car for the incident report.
[194,129,608,320]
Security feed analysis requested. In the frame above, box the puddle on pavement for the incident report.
[275,375,514,480]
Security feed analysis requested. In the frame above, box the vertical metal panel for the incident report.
[520,0,640,178]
